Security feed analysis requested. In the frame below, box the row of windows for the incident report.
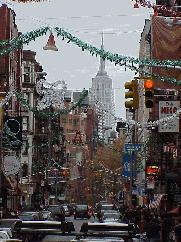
[62,118,84,126]
[22,116,84,132]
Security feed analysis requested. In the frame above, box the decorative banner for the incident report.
[122,154,136,178]
[152,16,181,89]
[159,101,180,132]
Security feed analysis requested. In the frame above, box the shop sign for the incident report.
[146,166,159,175]
[21,184,28,192]
[159,101,180,132]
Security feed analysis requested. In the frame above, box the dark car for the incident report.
[74,205,91,219]
[47,205,65,221]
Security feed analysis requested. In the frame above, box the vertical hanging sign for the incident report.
[159,101,180,132]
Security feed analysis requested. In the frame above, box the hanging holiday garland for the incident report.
[15,89,88,117]
[54,27,181,69]
[0,26,181,70]
[0,27,50,56]
[31,133,158,174]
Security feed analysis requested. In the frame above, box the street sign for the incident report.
[125,143,142,152]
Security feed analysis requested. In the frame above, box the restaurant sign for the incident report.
[159,101,180,132]
[146,166,159,175]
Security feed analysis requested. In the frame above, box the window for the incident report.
[22,140,28,155]
[24,67,30,82]
[21,93,29,112]
[62,118,66,123]
[22,163,28,177]
[69,119,72,125]
[22,117,28,131]
[73,119,79,126]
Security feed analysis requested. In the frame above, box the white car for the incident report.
[0,230,22,242]
[63,205,70,216]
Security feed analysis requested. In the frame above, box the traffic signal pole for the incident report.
[129,108,136,210]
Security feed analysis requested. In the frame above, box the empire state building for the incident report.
[89,35,115,143]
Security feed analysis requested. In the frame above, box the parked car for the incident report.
[74,205,91,219]
[47,205,65,221]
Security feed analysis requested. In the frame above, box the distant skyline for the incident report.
[1,0,156,119]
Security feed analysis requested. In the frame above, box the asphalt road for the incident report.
[42,214,97,242]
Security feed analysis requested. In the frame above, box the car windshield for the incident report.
[76,205,88,211]
[104,213,120,220]
[18,213,39,221]
[48,206,61,213]
[0,219,21,229]
[101,204,114,210]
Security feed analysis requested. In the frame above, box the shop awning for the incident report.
[167,207,179,214]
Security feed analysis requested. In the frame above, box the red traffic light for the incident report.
[144,79,153,89]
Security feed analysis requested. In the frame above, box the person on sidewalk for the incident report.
[174,218,181,242]
[146,217,161,242]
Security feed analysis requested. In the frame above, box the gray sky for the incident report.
[1,0,155,119]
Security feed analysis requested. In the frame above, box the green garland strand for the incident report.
[0,26,180,85]
[54,27,181,68]
[15,89,88,117]
[124,62,181,86]
[0,27,51,56]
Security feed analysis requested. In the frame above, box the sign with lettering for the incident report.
[125,144,142,152]
[146,166,159,175]
[159,101,180,132]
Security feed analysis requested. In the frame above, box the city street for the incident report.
[42,215,97,242]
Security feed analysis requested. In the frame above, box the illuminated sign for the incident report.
[146,166,159,175]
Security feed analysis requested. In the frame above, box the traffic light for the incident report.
[144,78,154,108]
[124,78,139,109]
[3,116,22,149]
[95,173,98,180]
[62,171,66,179]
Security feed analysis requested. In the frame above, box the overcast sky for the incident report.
[1,0,155,119]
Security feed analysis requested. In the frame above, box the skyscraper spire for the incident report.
[97,32,107,76]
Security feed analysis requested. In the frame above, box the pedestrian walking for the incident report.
[146,217,161,242]
[174,218,181,242]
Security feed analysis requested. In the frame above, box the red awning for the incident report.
[167,207,179,214]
